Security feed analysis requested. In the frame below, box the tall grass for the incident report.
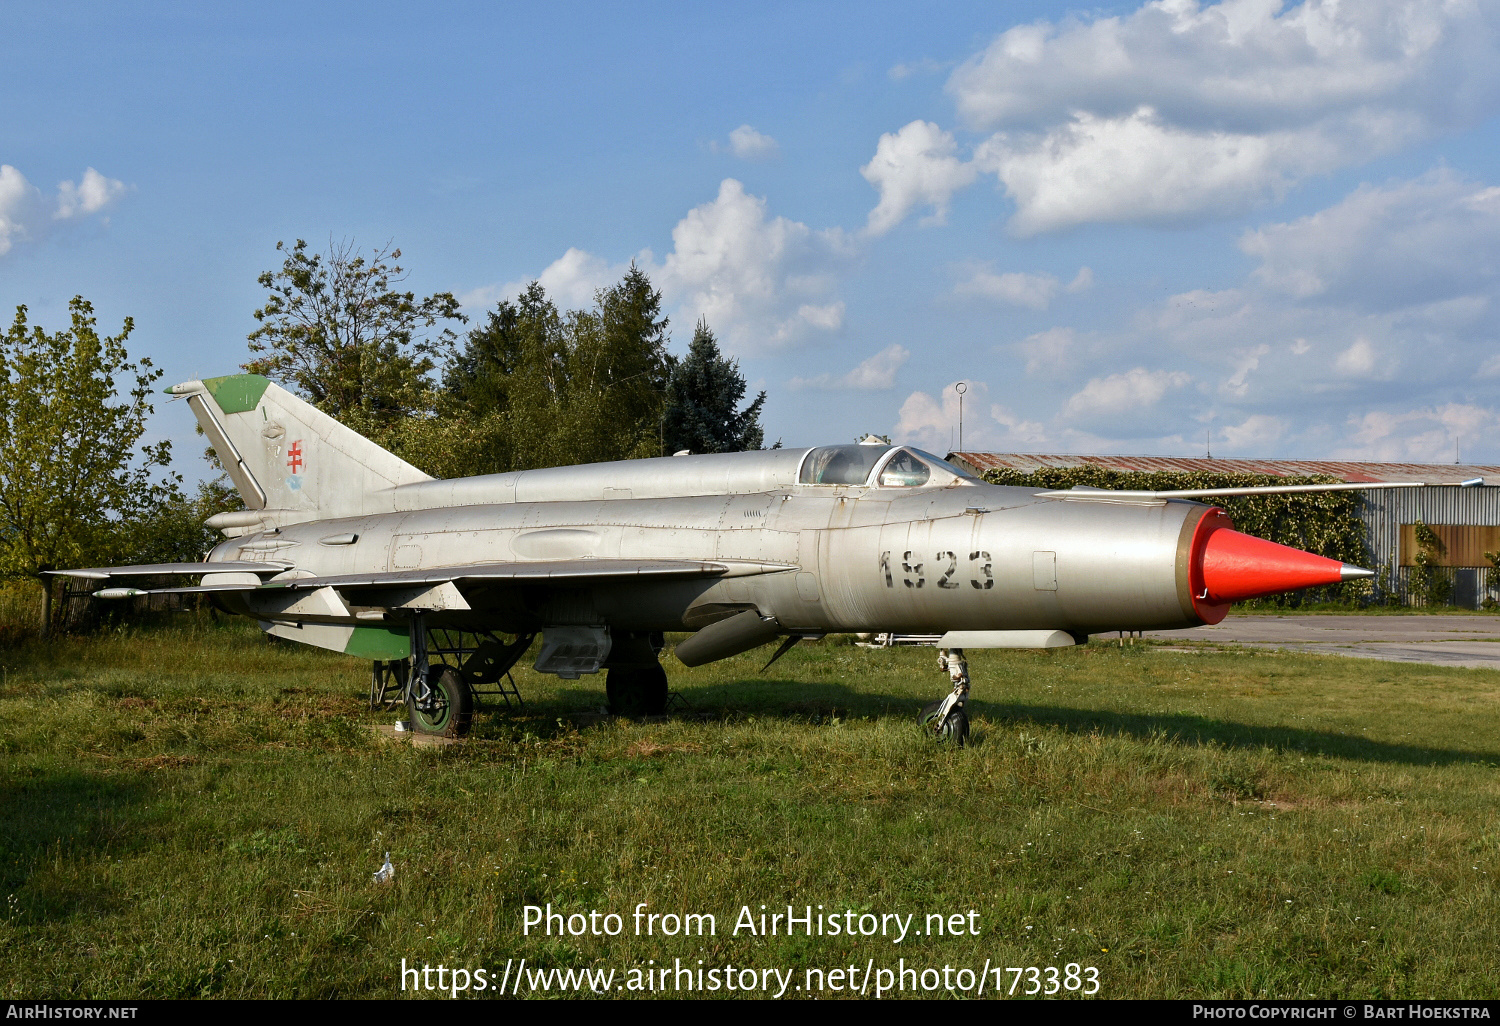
[2,621,1498,998]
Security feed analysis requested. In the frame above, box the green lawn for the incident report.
[1,619,1497,999]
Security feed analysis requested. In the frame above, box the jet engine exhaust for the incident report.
[1187,508,1374,622]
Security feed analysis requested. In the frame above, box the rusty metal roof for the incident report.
[946,452,1500,486]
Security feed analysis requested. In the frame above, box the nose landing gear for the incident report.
[919,647,970,746]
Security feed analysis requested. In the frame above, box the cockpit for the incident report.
[796,444,978,489]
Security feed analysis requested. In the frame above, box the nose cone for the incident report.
[1200,528,1369,604]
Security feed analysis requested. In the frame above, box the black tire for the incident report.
[406,666,473,737]
[918,700,944,728]
[607,663,669,717]
[936,707,968,747]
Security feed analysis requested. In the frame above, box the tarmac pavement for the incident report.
[1141,614,1500,670]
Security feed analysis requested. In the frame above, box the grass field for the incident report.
[2,617,1498,1000]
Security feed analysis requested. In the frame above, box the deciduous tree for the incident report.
[245,238,465,432]
[0,299,178,635]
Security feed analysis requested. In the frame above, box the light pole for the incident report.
[954,381,967,453]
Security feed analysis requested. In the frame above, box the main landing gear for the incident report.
[918,647,970,747]
[605,632,669,717]
[373,612,535,738]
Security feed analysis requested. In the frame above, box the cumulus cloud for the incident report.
[988,404,1049,446]
[791,344,910,390]
[457,247,633,312]
[1062,368,1193,432]
[973,107,1339,234]
[467,180,850,354]
[1337,404,1500,462]
[1222,344,1270,398]
[719,125,780,161]
[860,120,979,235]
[1013,326,1078,377]
[895,380,990,451]
[869,0,1500,234]
[0,166,41,256]
[948,0,1497,134]
[893,380,1054,451]
[1218,413,1286,451]
[55,168,127,219]
[0,164,127,256]
[885,157,1500,460]
[1241,169,1500,311]
[1333,337,1382,378]
[954,264,1092,310]
[657,179,851,351]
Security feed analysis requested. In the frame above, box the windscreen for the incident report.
[908,448,979,481]
[799,444,892,485]
[878,449,931,487]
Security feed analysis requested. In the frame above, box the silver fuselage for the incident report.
[212,478,1211,637]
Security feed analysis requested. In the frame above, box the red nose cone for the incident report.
[1200,528,1348,604]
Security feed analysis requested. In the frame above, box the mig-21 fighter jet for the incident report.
[59,374,1405,744]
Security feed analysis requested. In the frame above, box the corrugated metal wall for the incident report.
[1359,487,1500,607]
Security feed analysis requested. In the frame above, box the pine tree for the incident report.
[660,320,765,454]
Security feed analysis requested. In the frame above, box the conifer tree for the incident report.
[660,320,765,454]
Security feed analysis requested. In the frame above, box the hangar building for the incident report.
[947,452,1500,609]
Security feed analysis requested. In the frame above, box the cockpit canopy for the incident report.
[796,444,977,488]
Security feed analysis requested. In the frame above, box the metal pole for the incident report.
[955,382,967,453]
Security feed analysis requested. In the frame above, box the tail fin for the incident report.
[169,374,431,525]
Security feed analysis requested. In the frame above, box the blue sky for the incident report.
[5,0,1500,474]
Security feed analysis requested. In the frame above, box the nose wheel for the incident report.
[919,647,970,747]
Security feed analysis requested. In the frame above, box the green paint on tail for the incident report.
[202,374,271,414]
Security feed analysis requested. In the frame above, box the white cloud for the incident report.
[0,165,43,256]
[0,164,126,256]
[721,125,780,161]
[860,120,979,235]
[954,264,1092,310]
[469,180,851,354]
[1333,337,1380,378]
[1063,367,1192,428]
[1337,404,1500,462]
[1014,326,1078,377]
[1222,344,1270,398]
[929,0,1500,232]
[791,344,910,391]
[657,179,851,352]
[1241,169,1500,311]
[988,404,1049,446]
[894,380,996,452]
[950,1,1496,132]
[1218,413,1286,451]
[55,168,126,219]
[974,107,1338,234]
[457,247,633,312]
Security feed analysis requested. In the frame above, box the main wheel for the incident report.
[406,666,473,737]
[607,664,669,717]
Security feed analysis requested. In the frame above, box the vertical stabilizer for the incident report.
[169,374,431,524]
